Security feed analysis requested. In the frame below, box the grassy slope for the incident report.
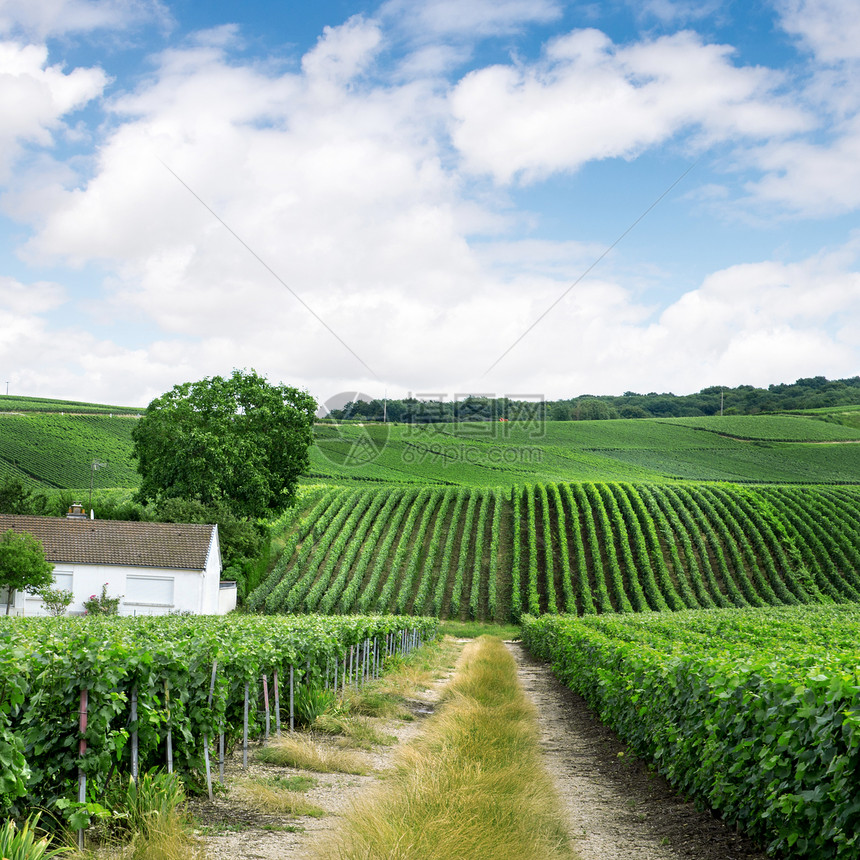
[6,397,860,491]
[309,416,860,486]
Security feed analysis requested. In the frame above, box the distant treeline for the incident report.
[326,376,860,423]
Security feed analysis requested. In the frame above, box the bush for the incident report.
[82,583,121,615]
[35,587,73,617]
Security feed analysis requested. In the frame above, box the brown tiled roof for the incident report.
[0,515,216,570]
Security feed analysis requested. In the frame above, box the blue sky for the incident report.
[1,0,858,407]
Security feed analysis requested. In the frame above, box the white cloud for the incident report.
[450,29,809,183]
[0,0,169,39]
[745,114,860,215]
[301,15,382,86]
[0,41,107,180]
[381,0,562,39]
[776,0,860,63]
[3,12,859,405]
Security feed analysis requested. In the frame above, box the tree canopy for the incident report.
[131,369,317,519]
[0,529,54,614]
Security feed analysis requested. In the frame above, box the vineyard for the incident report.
[0,613,437,826]
[4,404,860,491]
[310,416,860,485]
[0,413,139,488]
[522,605,860,859]
[247,482,860,621]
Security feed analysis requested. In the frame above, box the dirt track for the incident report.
[507,641,777,860]
[194,640,778,860]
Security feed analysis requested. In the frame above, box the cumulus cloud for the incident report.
[776,0,860,64]
[450,29,809,183]
[0,0,169,39]
[0,41,107,180]
[3,9,859,405]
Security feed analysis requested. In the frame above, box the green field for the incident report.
[6,395,860,858]
[248,482,860,622]
[0,413,139,488]
[4,396,860,490]
[310,415,860,485]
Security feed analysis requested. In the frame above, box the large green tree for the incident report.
[0,530,54,615]
[131,369,317,519]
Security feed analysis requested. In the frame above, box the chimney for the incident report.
[67,503,87,519]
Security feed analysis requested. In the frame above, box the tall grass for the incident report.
[0,816,70,860]
[312,636,575,860]
[112,772,199,860]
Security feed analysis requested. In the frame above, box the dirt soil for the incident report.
[190,663,454,860]
[507,641,779,860]
[190,640,780,860]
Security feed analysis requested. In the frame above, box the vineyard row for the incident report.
[0,614,438,826]
[248,483,860,621]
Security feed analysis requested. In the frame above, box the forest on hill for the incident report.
[324,375,860,423]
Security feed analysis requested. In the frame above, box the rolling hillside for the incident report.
[310,415,860,485]
[5,397,860,622]
[247,482,860,622]
[6,399,860,490]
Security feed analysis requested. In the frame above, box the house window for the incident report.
[52,571,73,591]
[125,576,174,607]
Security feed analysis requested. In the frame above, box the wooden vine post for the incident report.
[262,674,271,740]
[273,669,281,735]
[289,665,295,733]
[243,681,250,767]
[130,686,139,784]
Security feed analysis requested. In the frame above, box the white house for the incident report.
[0,507,236,616]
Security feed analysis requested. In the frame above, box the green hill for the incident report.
[310,415,860,486]
[0,412,139,488]
[247,482,860,621]
[4,400,860,491]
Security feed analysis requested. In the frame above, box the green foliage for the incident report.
[246,482,860,622]
[82,583,122,615]
[293,684,336,727]
[35,587,73,617]
[132,369,316,518]
[0,530,53,610]
[0,815,68,859]
[0,415,139,489]
[0,478,49,516]
[0,613,438,820]
[522,606,860,859]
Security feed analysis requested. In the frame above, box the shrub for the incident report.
[82,583,121,615]
[35,587,73,617]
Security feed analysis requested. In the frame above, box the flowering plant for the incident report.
[82,583,122,615]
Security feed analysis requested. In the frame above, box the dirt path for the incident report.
[191,656,457,860]
[507,641,777,860]
[192,641,779,860]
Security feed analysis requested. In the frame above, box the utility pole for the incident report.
[720,388,724,416]
[89,460,104,508]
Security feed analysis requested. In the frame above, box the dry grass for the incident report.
[256,734,370,774]
[234,778,326,817]
[310,636,576,860]
[312,712,397,748]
